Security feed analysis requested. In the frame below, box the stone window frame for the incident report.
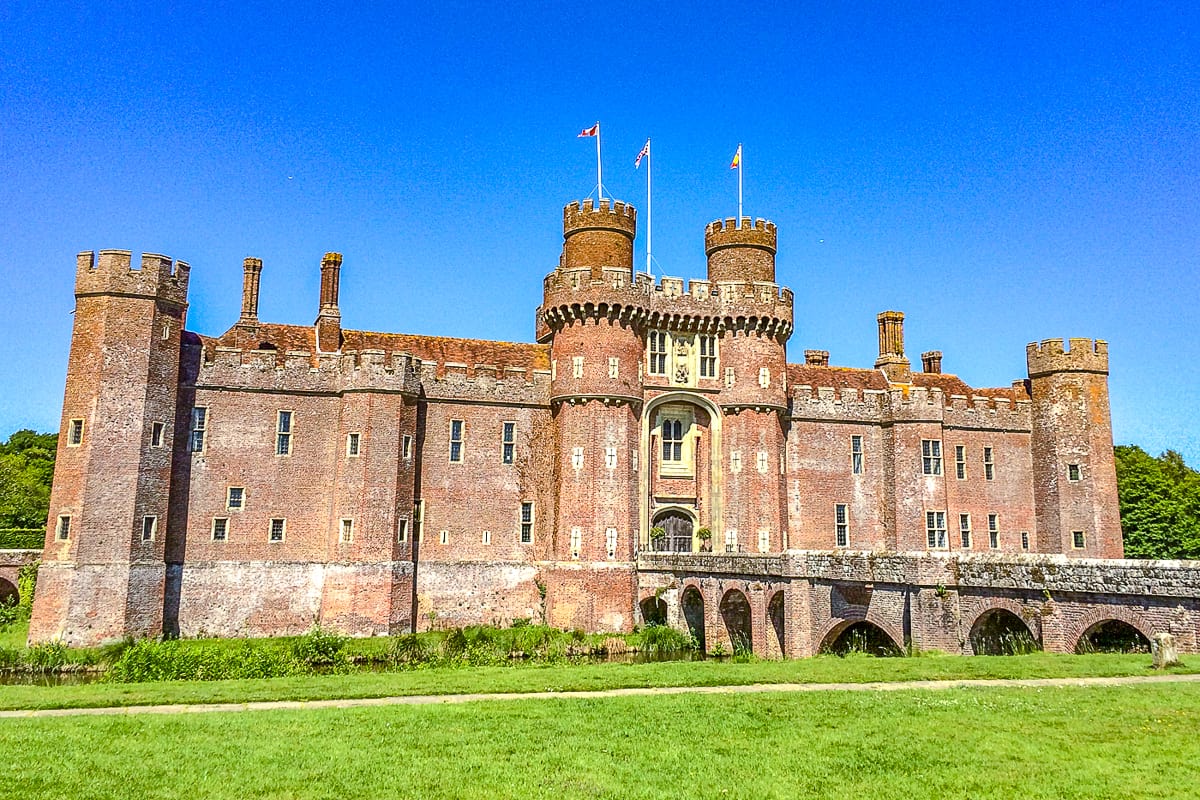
[414,500,424,543]
[988,513,999,549]
[730,451,742,474]
[983,446,995,481]
[519,502,534,544]
[397,517,409,543]
[448,419,464,463]
[338,518,354,544]
[954,445,966,480]
[402,435,413,461]
[150,421,166,448]
[56,514,71,541]
[570,526,582,559]
[346,432,361,457]
[189,407,208,453]
[647,331,668,376]
[757,529,770,553]
[959,513,972,549]
[1067,463,1082,481]
[211,517,229,542]
[275,410,293,457]
[835,504,849,547]
[699,335,718,379]
[608,357,619,379]
[1072,530,1086,549]
[572,355,584,379]
[501,422,516,465]
[141,515,157,543]
[1021,531,1030,550]
[921,439,943,476]
[851,435,864,475]
[482,529,492,545]
[605,446,617,470]
[925,510,947,549]
[605,527,617,559]
[66,418,84,447]
[571,446,584,470]
[226,486,246,511]
[758,367,771,388]
[656,405,695,478]
[269,518,286,543]
[439,529,449,546]
[724,367,735,388]
[756,450,769,474]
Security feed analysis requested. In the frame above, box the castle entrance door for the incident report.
[654,510,694,553]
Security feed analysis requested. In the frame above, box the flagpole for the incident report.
[596,122,604,201]
[646,138,652,278]
[737,143,743,227]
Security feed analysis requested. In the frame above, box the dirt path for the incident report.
[3,672,1199,719]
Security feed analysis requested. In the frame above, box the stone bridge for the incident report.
[0,549,40,606]
[636,552,1200,658]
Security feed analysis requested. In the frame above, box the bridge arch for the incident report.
[638,593,667,626]
[680,583,705,651]
[719,588,752,654]
[1070,607,1155,653]
[767,590,785,658]
[968,608,1041,655]
[0,577,17,607]
[817,615,904,656]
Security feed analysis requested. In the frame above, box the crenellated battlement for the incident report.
[789,383,1032,430]
[1026,338,1109,378]
[75,249,190,306]
[704,217,778,253]
[197,346,422,396]
[563,198,637,234]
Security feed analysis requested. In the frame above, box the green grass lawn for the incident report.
[3,683,1198,799]
[0,651,1192,711]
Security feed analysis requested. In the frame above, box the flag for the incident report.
[578,123,599,138]
[730,144,742,169]
[635,139,650,168]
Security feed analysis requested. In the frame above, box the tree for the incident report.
[0,430,57,529]
[1115,445,1200,560]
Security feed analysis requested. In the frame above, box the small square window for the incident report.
[67,418,84,447]
[227,487,245,510]
[835,504,848,547]
[151,422,165,448]
[56,515,71,541]
[211,517,228,541]
[1068,464,1081,481]
[269,518,286,542]
[346,433,360,457]
[502,422,516,465]
[276,410,293,456]
[520,502,534,544]
[402,435,413,460]
[141,515,157,542]
[1072,530,1085,549]
[397,517,409,543]
[851,436,864,475]
[449,420,464,463]
[339,518,354,543]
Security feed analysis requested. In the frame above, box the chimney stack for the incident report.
[875,311,911,383]
[239,257,262,324]
[805,349,830,367]
[315,252,343,352]
[921,351,943,374]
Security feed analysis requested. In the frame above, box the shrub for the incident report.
[290,626,350,669]
[24,641,69,672]
[637,624,696,654]
[0,529,44,550]
[388,634,434,666]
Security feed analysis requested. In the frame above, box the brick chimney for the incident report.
[239,257,262,324]
[921,350,943,374]
[875,311,911,383]
[315,252,342,352]
[805,349,830,367]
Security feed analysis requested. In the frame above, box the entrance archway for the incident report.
[720,589,752,654]
[681,586,705,650]
[0,577,17,608]
[768,592,785,657]
[1075,620,1151,654]
[639,595,667,626]
[820,620,902,657]
[969,609,1040,655]
[652,510,694,553]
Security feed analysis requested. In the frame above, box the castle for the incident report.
[29,199,1200,656]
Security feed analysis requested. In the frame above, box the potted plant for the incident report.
[696,527,713,552]
[649,526,667,551]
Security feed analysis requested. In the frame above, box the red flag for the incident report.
[635,139,650,168]
[578,123,599,137]
[730,144,742,169]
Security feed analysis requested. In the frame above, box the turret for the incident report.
[875,311,912,383]
[561,199,637,279]
[705,217,776,284]
[315,252,343,352]
[30,250,190,645]
[1027,338,1122,558]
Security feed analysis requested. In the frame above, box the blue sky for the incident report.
[2,2,1198,462]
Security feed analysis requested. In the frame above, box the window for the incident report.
[608,357,619,379]
[162,322,171,341]
[449,419,464,463]
[758,529,770,553]
[724,367,735,388]
[661,419,684,462]
[339,518,353,543]
[439,529,449,545]
[571,447,584,469]
[851,436,864,475]
[67,418,84,447]
[835,504,849,547]
[730,451,742,473]
[56,515,70,541]
[983,446,995,481]
[605,446,617,469]
[724,529,738,553]
[699,335,717,378]
[190,408,207,452]
[1068,463,1081,481]
[415,500,424,543]
[520,502,534,543]
[955,445,966,480]
[1072,530,1085,549]
[269,518,286,542]
[647,331,667,375]
[501,422,515,465]
[758,367,770,388]
[211,517,228,541]
[141,516,157,542]
[632,450,638,472]
[922,440,942,475]
[925,511,947,549]
[1021,531,1030,550]
[227,487,245,510]
[959,514,972,549]
[988,514,999,549]
[551,360,557,380]
[605,527,617,559]
[402,435,413,460]
[151,422,165,448]
[482,530,491,545]
[397,518,409,543]
[572,356,583,379]
[275,411,292,456]
[570,527,581,558]
[346,433,360,457]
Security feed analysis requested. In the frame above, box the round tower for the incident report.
[561,199,637,277]
[705,217,777,284]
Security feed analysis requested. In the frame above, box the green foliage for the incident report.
[290,626,350,671]
[104,639,309,683]
[1115,446,1200,560]
[0,430,56,530]
[635,624,696,655]
[0,528,44,549]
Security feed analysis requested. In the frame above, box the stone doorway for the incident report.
[653,510,694,553]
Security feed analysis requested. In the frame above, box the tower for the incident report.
[30,250,190,644]
[539,199,641,629]
[1027,338,1123,558]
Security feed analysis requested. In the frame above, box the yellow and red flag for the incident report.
[730,144,742,169]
